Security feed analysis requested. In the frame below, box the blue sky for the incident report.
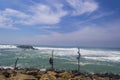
[0,0,120,47]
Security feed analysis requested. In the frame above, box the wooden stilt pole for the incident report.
[77,48,81,72]
[14,58,19,69]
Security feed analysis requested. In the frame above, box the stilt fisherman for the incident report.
[49,50,54,70]
[77,48,81,72]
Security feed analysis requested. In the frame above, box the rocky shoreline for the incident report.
[0,68,120,80]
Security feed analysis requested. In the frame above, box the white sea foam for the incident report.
[0,66,14,69]
[68,62,92,66]
[81,49,120,62]
[34,47,78,56]
[0,45,17,49]
[84,56,120,62]
[34,47,77,51]
[0,45,120,63]
[34,47,120,62]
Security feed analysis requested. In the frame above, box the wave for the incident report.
[34,47,78,56]
[0,45,17,49]
[34,47,77,51]
[0,66,14,69]
[34,46,120,62]
[84,56,120,62]
[0,45,120,62]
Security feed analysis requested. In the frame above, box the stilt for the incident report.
[49,50,54,70]
[14,58,19,69]
[77,48,81,72]
[51,50,54,70]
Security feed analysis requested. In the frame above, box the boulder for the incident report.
[17,45,35,50]
[0,75,6,80]
[9,73,37,80]
[70,76,92,80]
[59,71,73,79]
[92,75,109,80]
[47,71,57,76]
[40,74,56,80]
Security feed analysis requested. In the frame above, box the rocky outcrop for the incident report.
[0,69,120,80]
[59,71,73,79]
[9,73,37,80]
[17,45,35,50]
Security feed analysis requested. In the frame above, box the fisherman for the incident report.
[49,50,54,70]
[77,48,81,72]
[77,50,81,60]
[49,57,53,65]
[49,57,53,70]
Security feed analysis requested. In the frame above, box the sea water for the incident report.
[0,45,120,73]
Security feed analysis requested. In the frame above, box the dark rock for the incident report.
[17,45,35,50]
[2,71,10,78]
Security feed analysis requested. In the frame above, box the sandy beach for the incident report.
[0,68,120,80]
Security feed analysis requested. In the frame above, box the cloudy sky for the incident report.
[0,0,120,47]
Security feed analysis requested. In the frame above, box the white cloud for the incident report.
[0,13,16,29]
[27,20,120,47]
[0,3,67,29]
[2,8,29,19]
[24,4,67,25]
[67,0,98,15]
[0,8,29,29]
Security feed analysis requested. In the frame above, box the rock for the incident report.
[9,73,37,80]
[40,74,56,80]
[36,71,46,79]
[39,71,57,80]
[17,45,35,50]
[92,75,109,80]
[0,69,120,80]
[7,69,17,77]
[2,71,10,78]
[0,75,6,80]
[47,71,57,76]
[59,71,73,79]
[57,77,68,80]
[70,76,81,80]
[26,70,38,76]
[71,76,92,80]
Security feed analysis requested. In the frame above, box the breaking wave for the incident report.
[0,45,120,62]
[0,45,17,49]
[35,46,120,62]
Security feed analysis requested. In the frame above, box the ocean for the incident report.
[0,45,120,73]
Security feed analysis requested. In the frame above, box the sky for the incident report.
[0,0,120,47]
